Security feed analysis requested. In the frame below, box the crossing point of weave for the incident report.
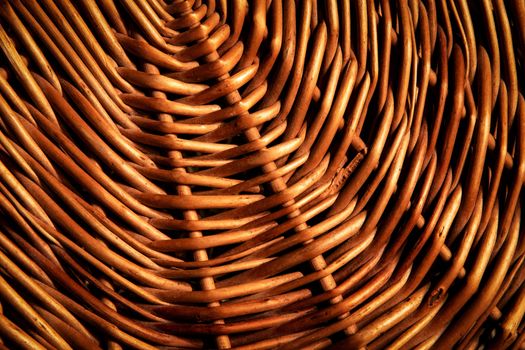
[0,0,524,349]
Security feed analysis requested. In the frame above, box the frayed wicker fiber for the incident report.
[0,0,523,349]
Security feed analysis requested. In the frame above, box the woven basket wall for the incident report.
[0,0,524,349]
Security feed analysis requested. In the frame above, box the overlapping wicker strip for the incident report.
[0,0,524,348]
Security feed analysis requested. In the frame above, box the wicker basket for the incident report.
[0,0,523,349]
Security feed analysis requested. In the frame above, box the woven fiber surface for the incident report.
[0,0,524,349]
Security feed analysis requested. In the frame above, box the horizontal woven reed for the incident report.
[0,0,524,349]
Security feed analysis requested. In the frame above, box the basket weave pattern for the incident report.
[0,0,524,349]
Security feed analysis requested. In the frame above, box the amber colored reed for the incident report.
[0,0,524,349]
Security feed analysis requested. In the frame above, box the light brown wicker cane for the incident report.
[0,0,523,349]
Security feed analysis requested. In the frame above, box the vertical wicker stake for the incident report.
[0,0,523,349]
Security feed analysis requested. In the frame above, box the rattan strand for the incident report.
[0,0,524,349]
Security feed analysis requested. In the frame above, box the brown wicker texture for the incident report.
[0,0,523,349]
